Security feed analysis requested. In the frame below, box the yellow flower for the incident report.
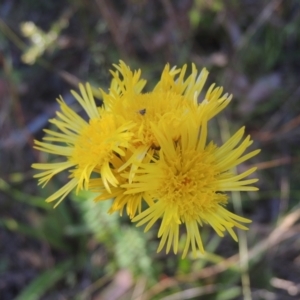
[124,118,260,258]
[32,83,134,207]
[101,62,232,180]
[32,61,260,259]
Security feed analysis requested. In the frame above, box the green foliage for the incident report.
[72,191,155,281]
[214,286,242,300]
[114,226,154,280]
[189,0,224,29]
[14,260,74,300]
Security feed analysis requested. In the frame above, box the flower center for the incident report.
[69,115,117,176]
[157,147,228,221]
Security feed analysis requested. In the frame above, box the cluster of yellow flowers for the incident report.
[32,61,260,258]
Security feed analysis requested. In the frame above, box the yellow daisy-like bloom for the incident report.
[124,118,260,258]
[32,83,134,207]
[101,62,232,179]
[32,61,260,258]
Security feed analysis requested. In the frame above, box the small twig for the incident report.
[0,18,27,50]
[254,156,296,170]
[161,0,178,28]
[262,87,300,132]
[255,113,300,143]
[0,94,74,150]
[220,117,252,300]
[236,0,283,50]
[94,0,129,58]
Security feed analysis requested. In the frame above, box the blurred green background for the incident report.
[1,0,300,299]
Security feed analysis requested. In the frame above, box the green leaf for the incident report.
[215,286,241,300]
[114,226,154,280]
[14,259,73,300]
[0,218,70,251]
[0,178,49,210]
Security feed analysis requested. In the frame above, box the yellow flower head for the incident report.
[32,83,134,207]
[124,118,260,258]
[32,61,260,259]
[101,62,232,178]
